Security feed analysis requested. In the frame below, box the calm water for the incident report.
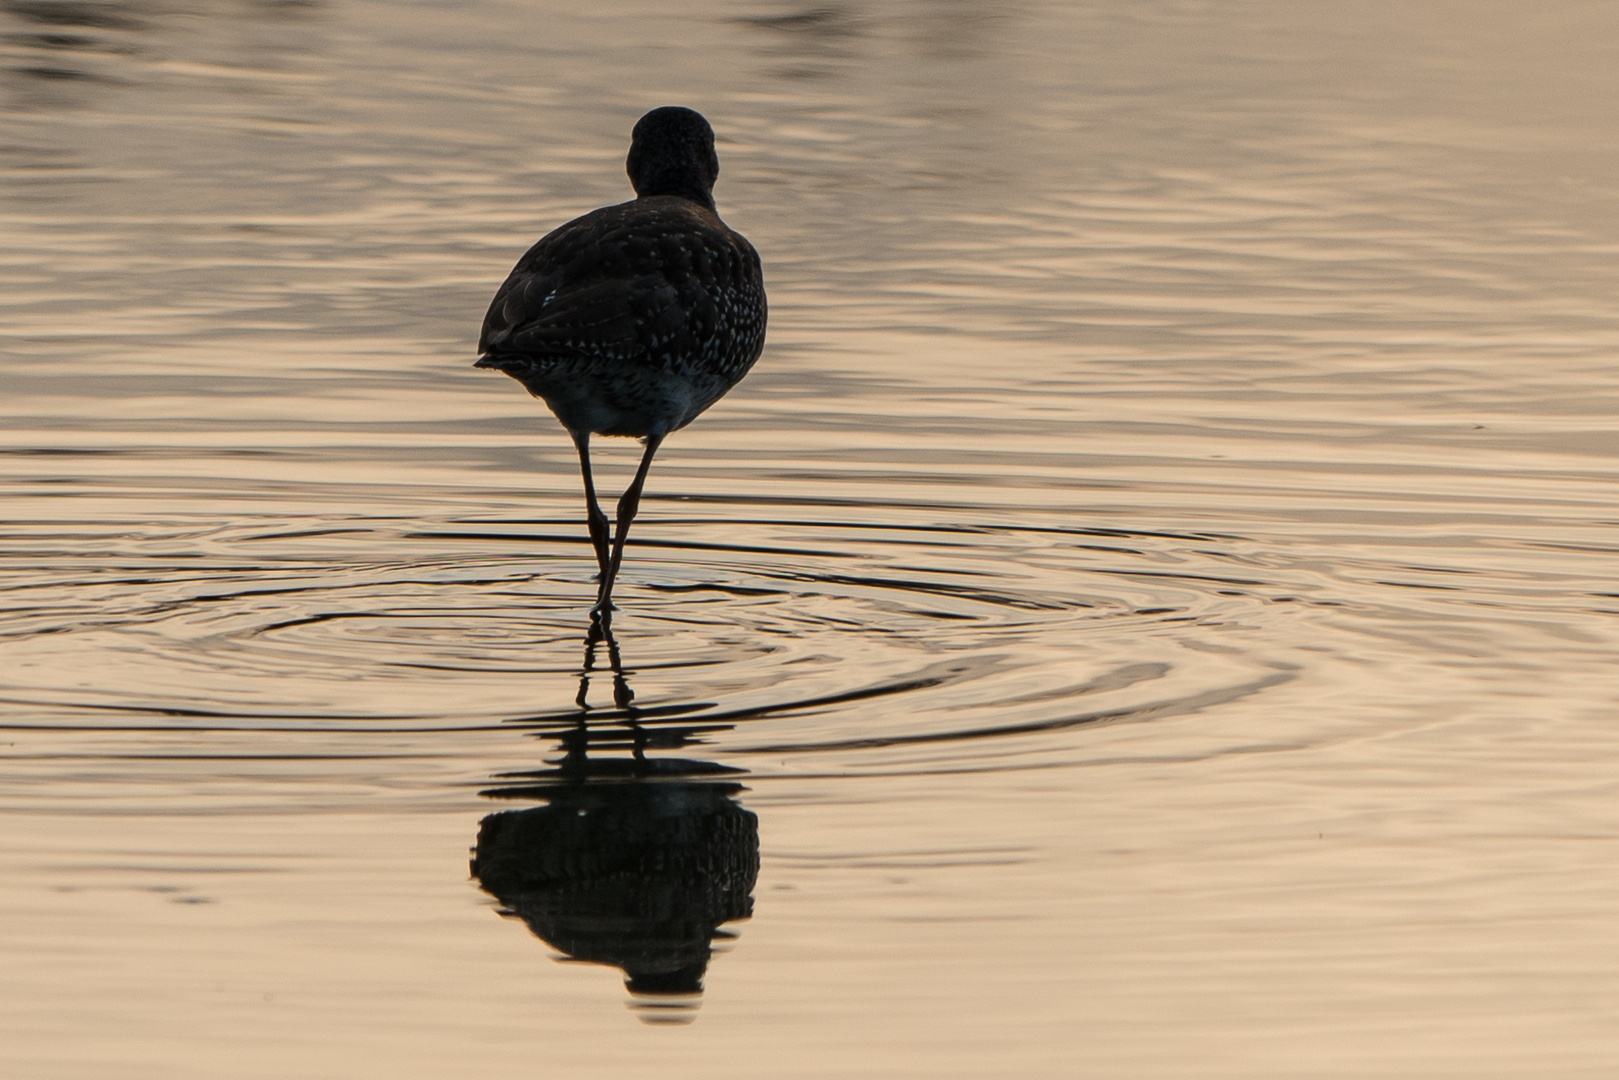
[3,0,1619,1075]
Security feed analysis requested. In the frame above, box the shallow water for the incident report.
[4,0,1619,1075]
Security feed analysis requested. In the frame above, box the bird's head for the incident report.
[626,106,721,211]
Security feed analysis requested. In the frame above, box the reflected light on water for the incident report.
[3,0,1619,1077]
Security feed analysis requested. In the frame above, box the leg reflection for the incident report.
[576,615,634,712]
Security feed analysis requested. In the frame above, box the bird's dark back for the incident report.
[478,196,766,387]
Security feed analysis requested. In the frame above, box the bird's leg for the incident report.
[572,431,611,580]
[592,432,665,617]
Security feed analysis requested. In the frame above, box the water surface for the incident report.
[4,1,1619,1076]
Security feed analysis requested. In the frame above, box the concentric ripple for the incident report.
[0,496,1303,784]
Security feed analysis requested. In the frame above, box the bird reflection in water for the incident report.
[470,622,760,1024]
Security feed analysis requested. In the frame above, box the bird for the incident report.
[475,106,767,623]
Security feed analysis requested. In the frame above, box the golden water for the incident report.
[3,1,1619,1075]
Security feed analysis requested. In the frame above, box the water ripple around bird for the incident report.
[0,499,1305,789]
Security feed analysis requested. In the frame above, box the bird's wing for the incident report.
[477,202,732,369]
[480,274,675,362]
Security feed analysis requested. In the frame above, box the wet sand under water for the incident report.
[3,1,1619,1076]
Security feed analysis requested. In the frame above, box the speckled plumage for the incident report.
[477,195,766,438]
[473,106,767,621]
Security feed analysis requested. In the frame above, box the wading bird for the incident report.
[476,106,767,623]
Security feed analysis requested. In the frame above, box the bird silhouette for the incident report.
[476,106,767,623]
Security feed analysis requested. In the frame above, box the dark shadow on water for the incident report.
[470,624,760,1024]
